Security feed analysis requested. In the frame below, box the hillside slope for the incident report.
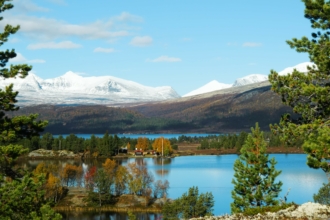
[128,82,292,132]
[12,82,292,134]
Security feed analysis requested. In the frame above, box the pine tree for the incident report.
[268,0,330,172]
[162,186,214,219]
[231,123,282,214]
[0,1,56,219]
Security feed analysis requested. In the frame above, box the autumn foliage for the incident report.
[135,137,149,151]
[61,164,83,187]
[152,137,173,156]
[33,162,67,204]
[85,166,97,190]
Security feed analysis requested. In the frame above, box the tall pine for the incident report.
[231,123,282,213]
[0,1,60,219]
[269,0,330,172]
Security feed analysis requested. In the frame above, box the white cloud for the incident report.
[47,0,67,5]
[13,0,49,12]
[11,52,26,62]
[2,12,139,41]
[114,12,143,22]
[147,55,182,63]
[130,36,153,47]
[93,47,115,53]
[243,42,262,47]
[27,41,82,50]
[10,52,45,63]
[9,38,20,43]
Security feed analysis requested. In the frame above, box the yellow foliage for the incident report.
[45,173,64,202]
[152,137,173,156]
[34,162,47,176]
[34,162,60,180]
[115,165,129,194]
[61,164,83,186]
[102,158,117,175]
[34,163,66,203]
[135,137,149,151]
[92,151,99,158]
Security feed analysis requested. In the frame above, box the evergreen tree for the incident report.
[268,0,330,172]
[162,186,214,219]
[0,1,58,219]
[313,179,330,205]
[231,123,282,213]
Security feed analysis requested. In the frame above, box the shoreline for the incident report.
[53,190,165,214]
[23,146,305,160]
[54,206,162,213]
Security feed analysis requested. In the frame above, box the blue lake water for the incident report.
[53,133,216,139]
[58,154,328,219]
[129,154,327,215]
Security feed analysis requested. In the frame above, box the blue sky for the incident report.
[3,0,312,96]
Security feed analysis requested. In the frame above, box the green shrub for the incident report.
[243,203,296,216]
[314,181,330,205]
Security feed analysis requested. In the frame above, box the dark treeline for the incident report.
[6,131,304,156]
[196,132,304,152]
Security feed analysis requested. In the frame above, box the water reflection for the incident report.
[61,211,162,220]
[153,158,172,177]
[133,157,147,166]
[152,158,172,166]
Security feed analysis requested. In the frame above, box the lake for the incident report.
[23,154,328,219]
[53,133,217,139]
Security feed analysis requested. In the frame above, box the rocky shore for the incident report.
[190,203,330,220]
[28,149,78,158]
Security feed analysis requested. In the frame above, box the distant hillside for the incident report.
[128,82,292,132]
[11,82,292,134]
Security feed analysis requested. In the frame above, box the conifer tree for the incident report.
[0,1,58,219]
[162,186,214,219]
[268,0,330,172]
[231,123,282,213]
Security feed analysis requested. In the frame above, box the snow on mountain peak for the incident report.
[278,62,316,76]
[184,62,313,97]
[0,71,180,106]
[232,74,268,87]
[62,71,82,79]
[183,80,232,97]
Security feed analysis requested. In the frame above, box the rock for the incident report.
[28,149,77,158]
[189,202,330,220]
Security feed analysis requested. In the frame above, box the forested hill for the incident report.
[127,84,293,132]
[12,83,293,134]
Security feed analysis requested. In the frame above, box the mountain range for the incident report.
[182,62,314,97]
[13,80,291,134]
[0,72,180,105]
[0,62,314,106]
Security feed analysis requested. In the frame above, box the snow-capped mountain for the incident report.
[232,74,268,87]
[0,71,180,106]
[183,74,268,97]
[278,62,315,75]
[183,62,314,97]
[182,80,232,97]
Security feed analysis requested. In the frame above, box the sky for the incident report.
[2,0,313,96]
